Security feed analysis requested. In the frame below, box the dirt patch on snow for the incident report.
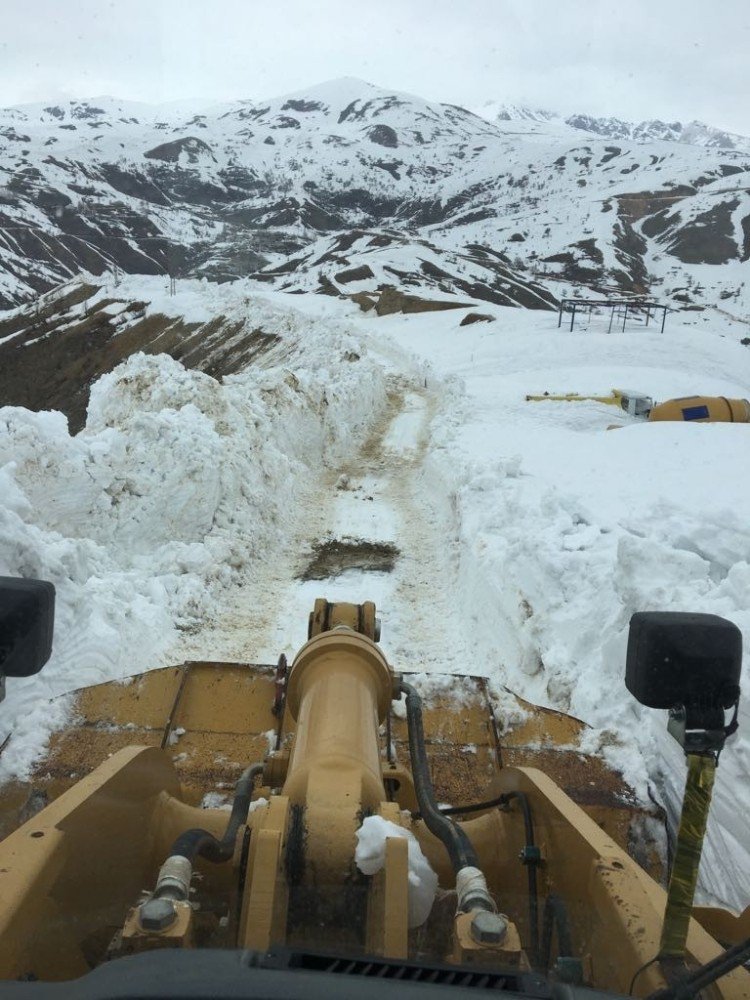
[299,538,400,580]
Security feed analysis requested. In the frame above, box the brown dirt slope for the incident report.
[0,284,280,432]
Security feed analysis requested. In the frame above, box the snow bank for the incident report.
[355,815,438,927]
[0,289,389,781]
[378,305,750,911]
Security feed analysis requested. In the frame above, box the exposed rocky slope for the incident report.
[0,277,299,431]
[1,78,748,315]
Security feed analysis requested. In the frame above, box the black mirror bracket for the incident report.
[667,697,740,761]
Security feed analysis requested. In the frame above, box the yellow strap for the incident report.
[659,754,716,957]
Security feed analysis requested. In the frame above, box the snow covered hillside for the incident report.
[0,277,749,911]
[1,78,749,318]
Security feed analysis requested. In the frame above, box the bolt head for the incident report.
[139,897,177,931]
[470,910,508,945]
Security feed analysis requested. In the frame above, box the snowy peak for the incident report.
[564,113,750,151]
[266,76,384,113]
[214,76,497,146]
[474,101,750,153]
[471,101,558,124]
[0,96,235,139]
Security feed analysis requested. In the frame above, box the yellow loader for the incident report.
[0,581,747,1000]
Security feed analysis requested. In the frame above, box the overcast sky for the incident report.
[2,0,749,133]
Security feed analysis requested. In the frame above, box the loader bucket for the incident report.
[0,660,664,880]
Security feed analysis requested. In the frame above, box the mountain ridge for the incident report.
[1,78,748,319]
[472,100,750,154]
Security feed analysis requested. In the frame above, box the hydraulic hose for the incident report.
[401,681,494,912]
[168,763,263,865]
[540,893,574,970]
[401,681,479,872]
[434,790,540,965]
[502,791,540,967]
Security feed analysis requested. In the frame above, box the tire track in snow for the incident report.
[370,388,477,674]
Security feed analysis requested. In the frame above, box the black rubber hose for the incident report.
[503,791,539,967]
[436,792,514,817]
[400,681,480,874]
[540,893,574,970]
[170,763,263,864]
[414,787,540,964]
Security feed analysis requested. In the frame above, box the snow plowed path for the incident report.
[177,379,478,675]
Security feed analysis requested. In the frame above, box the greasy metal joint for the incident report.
[456,866,496,914]
[139,896,177,932]
[286,627,393,723]
[154,854,192,901]
[263,750,290,789]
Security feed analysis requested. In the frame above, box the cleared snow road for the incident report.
[181,381,478,676]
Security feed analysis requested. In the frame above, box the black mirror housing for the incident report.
[626,611,742,711]
[0,577,55,680]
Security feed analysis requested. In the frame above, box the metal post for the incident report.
[607,305,614,334]
[558,301,563,328]
[570,303,576,332]
[621,303,628,333]
[645,305,650,327]
[661,306,667,334]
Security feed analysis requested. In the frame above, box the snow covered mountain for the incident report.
[565,115,750,151]
[471,102,559,124]
[474,101,750,153]
[1,78,749,319]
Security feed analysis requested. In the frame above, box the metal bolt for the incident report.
[470,910,508,945]
[139,897,177,931]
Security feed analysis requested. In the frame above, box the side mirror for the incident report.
[626,611,743,962]
[0,577,55,702]
[626,611,741,754]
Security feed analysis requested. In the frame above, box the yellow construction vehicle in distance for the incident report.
[648,396,750,423]
[526,390,750,423]
[525,389,653,417]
